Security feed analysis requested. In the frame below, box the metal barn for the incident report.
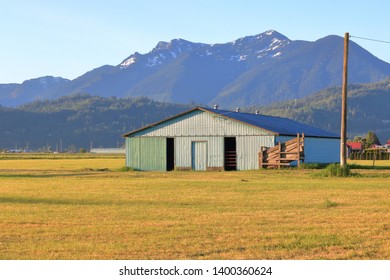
[123,107,340,171]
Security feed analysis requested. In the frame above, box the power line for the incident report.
[350,35,390,44]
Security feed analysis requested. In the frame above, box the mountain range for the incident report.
[1,30,390,107]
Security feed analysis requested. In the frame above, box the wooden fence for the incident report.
[259,133,305,169]
[349,149,390,160]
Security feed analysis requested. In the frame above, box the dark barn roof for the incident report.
[123,107,340,139]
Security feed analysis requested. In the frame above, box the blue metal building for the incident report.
[123,107,340,171]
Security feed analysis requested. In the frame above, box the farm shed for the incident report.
[123,107,340,171]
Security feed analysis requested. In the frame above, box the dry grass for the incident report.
[349,160,390,167]
[0,156,389,260]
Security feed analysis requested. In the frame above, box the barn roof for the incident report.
[202,107,339,138]
[123,107,340,139]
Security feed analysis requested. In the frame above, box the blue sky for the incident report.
[1,0,389,83]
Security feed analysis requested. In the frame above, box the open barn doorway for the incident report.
[224,137,237,171]
[166,138,175,171]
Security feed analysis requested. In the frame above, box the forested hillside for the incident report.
[0,94,191,151]
[1,77,389,151]
[255,78,390,142]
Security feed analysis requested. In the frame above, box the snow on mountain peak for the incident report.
[119,30,291,68]
[119,52,142,69]
[154,38,200,52]
[120,56,136,68]
[270,38,285,50]
[265,30,276,36]
[155,41,171,50]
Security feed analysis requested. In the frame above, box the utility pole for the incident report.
[340,32,349,167]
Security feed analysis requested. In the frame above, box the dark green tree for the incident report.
[365,131,381,148]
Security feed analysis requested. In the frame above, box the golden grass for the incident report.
[349,159,390,167]
[0,156,389,260]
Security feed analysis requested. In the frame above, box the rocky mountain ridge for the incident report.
[1,30,389,107]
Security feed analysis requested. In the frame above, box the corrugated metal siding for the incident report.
[127,135,276,171]
[126,137,166,170]
[276,136,340,163]
[175,136,224,169]
[125,138,131,167]
[131,110,272,137]
[124,108,340,171]
[236,135,275,170]
[126,137,141,168]
[204,107,340,138]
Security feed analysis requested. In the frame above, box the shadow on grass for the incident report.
[348,164,390,170]
[0,196,209,209]
[0,173,93,179]
[0,196,108,206]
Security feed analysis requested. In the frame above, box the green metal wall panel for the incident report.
[126,137,166,171]
[140,137,167,171]
[126,137,140,168]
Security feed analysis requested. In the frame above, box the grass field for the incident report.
[0,155,389,260]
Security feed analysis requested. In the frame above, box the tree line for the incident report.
[0,94,191,151]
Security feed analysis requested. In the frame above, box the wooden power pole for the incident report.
[340,33,349,167]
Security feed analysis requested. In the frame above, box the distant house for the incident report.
[346,141,363,158]
[123,107,340,171]
[370,144,382,149]
[347,141,363,151]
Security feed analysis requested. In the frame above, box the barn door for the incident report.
[191,141,207,171]
[224,137,237,171]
